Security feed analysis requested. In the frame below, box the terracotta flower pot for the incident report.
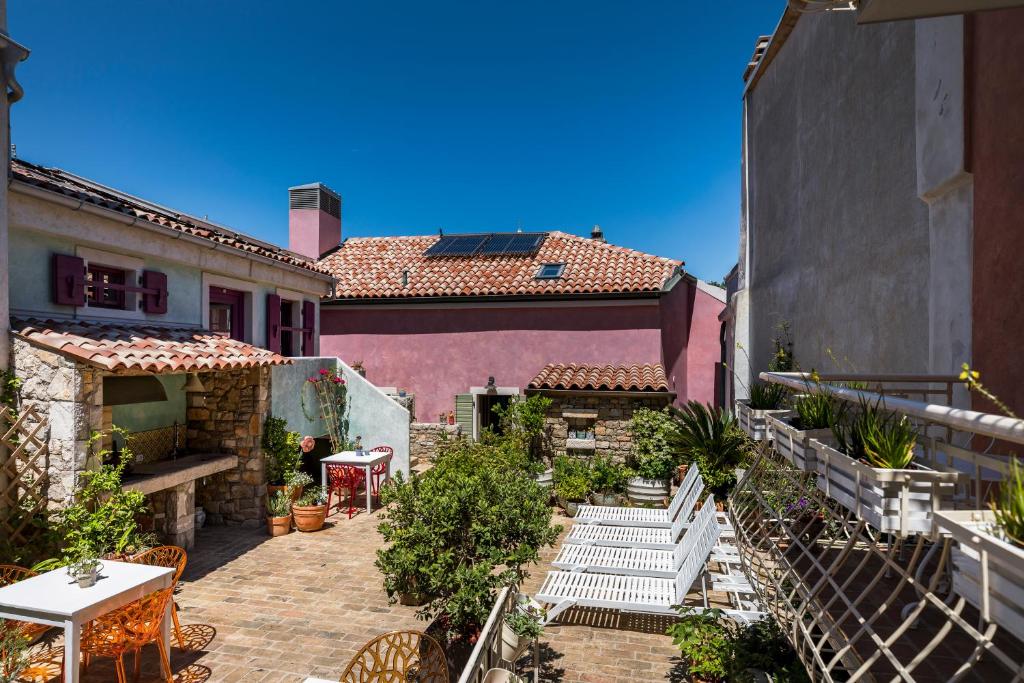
[292,504,327,532]
[267,484,303,502]
[267,514,292,537]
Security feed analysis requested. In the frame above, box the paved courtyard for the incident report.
[24,509,690,682]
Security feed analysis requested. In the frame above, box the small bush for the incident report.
[791,391,837,431]
[553,455,592,501]
[262,416,302,485]
[589,454,629,495]
[672,402,748,499]
[628,408,680,481]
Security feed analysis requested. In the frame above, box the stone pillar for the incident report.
[163,481,196,549]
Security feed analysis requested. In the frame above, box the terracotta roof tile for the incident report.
[528,363,670,392]
[12,318,292,373]
[318,232,682,300]
[11,159,331,277]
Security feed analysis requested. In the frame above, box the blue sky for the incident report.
[9,1,781,282]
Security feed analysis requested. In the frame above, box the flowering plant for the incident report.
[300,435,316,453]
[302,366,348,452]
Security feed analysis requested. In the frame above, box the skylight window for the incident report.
[536,263,565,280]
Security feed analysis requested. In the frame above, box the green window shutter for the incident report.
[455,394,475,438]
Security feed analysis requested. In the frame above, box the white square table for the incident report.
[0,560,175,682]
[320,450,391,514]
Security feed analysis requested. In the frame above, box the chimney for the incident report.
[590,224,605,242]
[288,183,341,259]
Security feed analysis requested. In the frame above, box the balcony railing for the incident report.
[728,372,1024,681]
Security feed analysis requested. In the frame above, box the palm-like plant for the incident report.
[748,382,788,410]
[671,401,749,497]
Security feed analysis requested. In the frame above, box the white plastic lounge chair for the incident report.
[538,497,761,624]
[573,465,701,528]
[565,499,689,550]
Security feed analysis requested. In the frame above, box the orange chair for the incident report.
[80,587,175,683]
[341,629,448,683]
[131,546,187,648]
[0,565,50,643]
[369,445,394,497]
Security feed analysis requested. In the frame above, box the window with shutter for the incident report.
[455,394,474,438]
[301,300,316,355]
[141,270,168,314]
[266,294,282,354]
[52,254,86,307]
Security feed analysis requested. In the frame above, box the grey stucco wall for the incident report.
[271,357,411,477]
[110,374,187,433]
[744,12,930,376]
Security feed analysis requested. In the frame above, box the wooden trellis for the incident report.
[0,404,50,548]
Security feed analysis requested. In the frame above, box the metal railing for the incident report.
[457,586,525,683]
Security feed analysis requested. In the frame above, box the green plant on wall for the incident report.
[301,367,349,452]
[262,416,302,485]
[492,393,552,467]
[628,408,680,481]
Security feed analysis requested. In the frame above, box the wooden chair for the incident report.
[325,463,366,519]
[340,630,448,683]
[131,546,187,648]
[80,587,175,683]
[369,445,394,497]
[0,565,50,643]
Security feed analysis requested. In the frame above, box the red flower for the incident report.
[319,368,329,375]
[307,377,317,383]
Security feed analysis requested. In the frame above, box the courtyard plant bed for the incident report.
[810,400,961,535]
[935,509,1024,642]
[736,379,791,441]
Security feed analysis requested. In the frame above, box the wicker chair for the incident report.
[131,546,187,648]
[80,587,175,683]
[340,630,448,683]
[0,565,50,643]
[369,445,394,497]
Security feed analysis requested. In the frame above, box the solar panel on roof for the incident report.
[425,232,547,257]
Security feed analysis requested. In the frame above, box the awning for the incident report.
[527,363,670,393]
[11,318,292,374]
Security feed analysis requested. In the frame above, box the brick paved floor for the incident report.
[23,509,696,683]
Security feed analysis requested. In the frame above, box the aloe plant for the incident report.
[992,458,1024,546]
[792,391,837,431]
[748,382,787,410]
[832,399,918,469]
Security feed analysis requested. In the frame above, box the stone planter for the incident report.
[589,492,619,506]
[292,504,327,532]
[810,439,962,535]
[768,414,834,472]
[267,514,292,537]
[735,400,790,441]
[627,477,670,506]
[558,497,584,517]
[935,510,1024,642]
[533,468,554,489]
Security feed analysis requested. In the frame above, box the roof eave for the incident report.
[321,290,667,306]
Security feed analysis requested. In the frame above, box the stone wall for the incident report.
[539,392,672,464]
[410,422,461,468]
[190,366,269,526]
[10,336,106,508]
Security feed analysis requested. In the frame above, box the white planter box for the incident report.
[809,439,961,536]
[935,510,1024,643]
[627,477,670,506]
[767,414,833,472]
[735,400,791,441]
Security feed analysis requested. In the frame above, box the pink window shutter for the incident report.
[301,300,316,355]
[52,254,86,306]
[141,270,168,313]
[266,294,282,354]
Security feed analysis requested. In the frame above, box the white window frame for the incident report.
[535,263,565,280]
[468,386,521,440]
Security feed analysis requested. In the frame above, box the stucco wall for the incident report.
[110,374,187,433]
[659,280,691,402]
[686,286,725,406]
[319,301,664,423]
[970,8,1024,417]
[744,12,929,376]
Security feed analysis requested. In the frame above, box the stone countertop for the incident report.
[121,453,237,496]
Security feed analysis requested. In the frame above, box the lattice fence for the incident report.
[0,404,50,550]
[730,445,1024,682]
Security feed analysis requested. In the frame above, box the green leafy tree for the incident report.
[628,408,680,481]
[261,416,302,485]
[492,394,553,468]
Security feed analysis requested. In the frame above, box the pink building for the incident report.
[288,192,725,429]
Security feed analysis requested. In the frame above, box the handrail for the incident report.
[457,586,514,683]
[761,371,1024,446]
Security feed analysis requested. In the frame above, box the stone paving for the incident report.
[25,508,691,682]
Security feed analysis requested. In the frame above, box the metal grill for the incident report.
[289,184,341,218]
[729,445,1024,681]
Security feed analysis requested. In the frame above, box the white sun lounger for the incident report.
[539,497,761,624]
[573,465,701,528]
[565,503,688,550]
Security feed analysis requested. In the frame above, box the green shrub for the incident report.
[672,401,748,499]
[376,437,560,641]
[589,454,628,495]
[267,490,292,517]
[553,455,592,501]
[262,416,302,485]
[832,399,918,469]
[628,408,680,481]
[493,394,552,467]
[0,622,30,683]
[748,382,788,410]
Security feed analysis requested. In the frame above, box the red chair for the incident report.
[325,463,366,519]
[369,445,394,497]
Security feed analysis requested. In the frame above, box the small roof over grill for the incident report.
[528,363,670,393]
[12,318,292,374]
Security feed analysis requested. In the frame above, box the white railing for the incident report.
[457,586,518,683]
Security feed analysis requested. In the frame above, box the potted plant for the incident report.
[501,596,545,662]
[672,401,748,501]
[292,485,328,532]
[588,454,626,506]
[626,408,679,504]
[769,388,837,471]
[553,455,591,516]
[810,398,961,535]
[666,607,735,682]
[735,382,791,441]
[69,553,103,588]
[262,416,302,499]
[266,490,293,537]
